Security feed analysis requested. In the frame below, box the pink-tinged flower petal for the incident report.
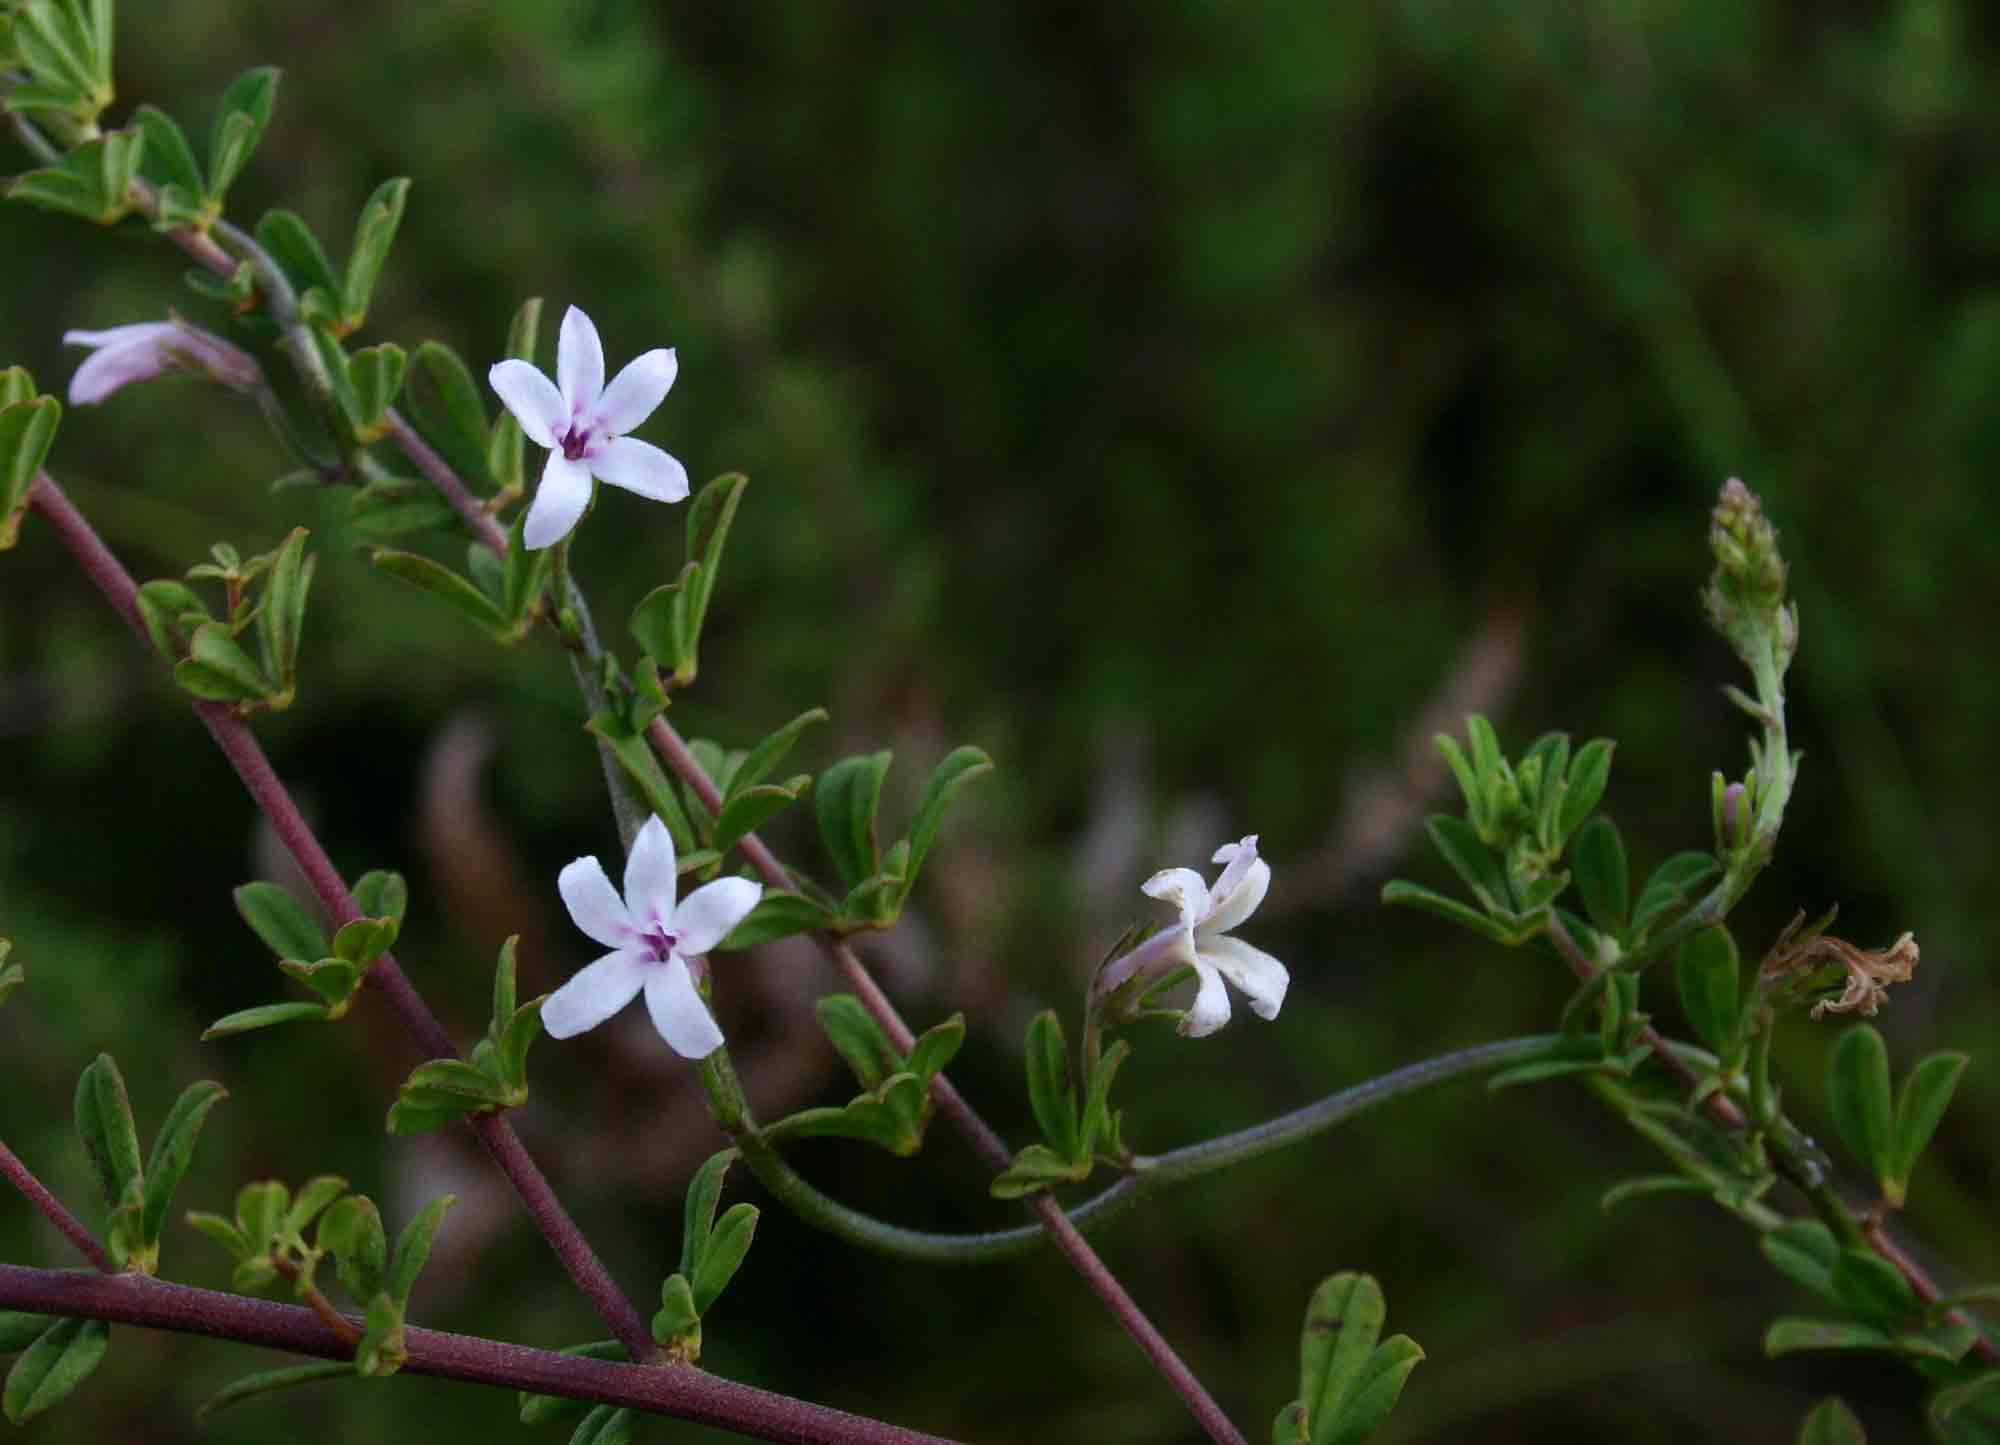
[488,359,565,449]
[622,815,679,928]
[1142,867,1211,931]
[672,876,762,955]
[1178,960,1232,1037]
[1208,835,1259,904]
[1199,935,1289,1020]
[557,855,635,950]
[556,305,604,413]
[65,328,177,405]
[542,949,649,1038]
[593,347,678,434]
[1202,857,1269,938]
[522,453,593,549]
[643,957,725,1059]
[63,323,177,350]
[589,436,689,503]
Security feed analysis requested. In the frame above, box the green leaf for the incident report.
[331,914,397,967]
[1898,1322,1979,1363]
[691,1202,757,1315]
[1423,814,1510,913]
[10,0,97,99]
[730,708,829,798]
[195,1362,351,1422]
[350,871,407,931]
[370,548,509,634]
[1079,1038,1130,1158]
[653,1274,700,1347]
[1764,1318,1895,1356]
[0,940,20,1010]
[174,622,278,703]
[815,751,893,889]
[1931,1371,2000,1435]
[1888,1051,1967,1199]
[403,341,495,490]
[133,577,208,658]
[1630,852,1721,939]
[347,476,459,540]
[1599,1174,1708,1212]
[7,130,144,224]
[1797,1397,1867,1445]
[906,1013,965,1083]
[815,995,900,1090]
[1296,1272,1424,1445]
[1831,1248,1920,1327]
[132,105,205,199]
[202,1001,330,1039]
[1827,1025,1896,1185]
[0,1313,49,1353]
[184,1211,250,1261]
[1557,738,1616,843]
[581,709,698,852]
[1762,1219,1840,1303]
[2,1317,109,1424]
[676,472,747,682]
[341,178,410,331]
[895,745,992,905]
[1674,926,1741,1054]
[501,509,552,623]
[1485,1056,1614,1091]
[388,1060,510,1132]
[140,1080,226,1249]
[629,563,699,678]
[1024,1009,1080,1161]
[487,297,542,488]
[386,1195,455,1304]
[775,1076,931,1157]
[72,1054,141,1215]
[989,1142,1092,1199]
[570,1404,635,1445]
[0,394,60,551]
[282,1176,349,1240]
[316,1194,388,1302]
[254,209,343,315]
[234,1180,290,1252]
[679,1150,736,1278]
[234,881,329,963]
[344,343,407,434]
[1433,732,1484,820]
[354,1292,405,1377]
[712,776,809,858]
[1379,879,1515,944]
[256,527,312,691]
[207,66,280,202]
[1570,816,1628,936]
[716,890,833,949]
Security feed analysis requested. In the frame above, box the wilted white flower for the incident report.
[543,815,761,1059]
[488,305,688,549]
[1142,835,1288,1037]
[63,320,261,405]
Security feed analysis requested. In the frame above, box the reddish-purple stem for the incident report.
[0,1263,958,1445]
[0,1140,113,1273]
[1866,1218,2000,1365]
[383,409,510,554]
[645,716,1249,1445]
[28,474,656,1365]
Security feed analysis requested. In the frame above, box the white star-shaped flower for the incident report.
[1142,835,1288,1037]
[488,305,689,550]
[543,815,761,1059]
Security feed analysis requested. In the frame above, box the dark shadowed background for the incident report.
[2,3,1996,1441]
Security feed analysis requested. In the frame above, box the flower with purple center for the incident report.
[488,305,689,550]
[1142,834,1288,1037]
[543,814,761,1059]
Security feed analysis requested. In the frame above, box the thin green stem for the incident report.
[725,1036,1567,1264]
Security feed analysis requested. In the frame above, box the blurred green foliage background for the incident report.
[3,2,1997,1440]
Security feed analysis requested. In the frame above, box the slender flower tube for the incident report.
[1142,835,1289,1036]
[488,305,689,549]
[544,815,760,1058]
[63,320,262,405]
